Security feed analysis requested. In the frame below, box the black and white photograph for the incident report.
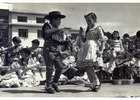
[0,1,140,98]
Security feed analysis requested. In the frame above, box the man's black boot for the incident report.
[52,82,60,92]
[45,87,55,94]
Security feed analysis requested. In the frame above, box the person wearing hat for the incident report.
[42,11,68,94]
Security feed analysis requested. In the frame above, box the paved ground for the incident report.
[0,83,140,97]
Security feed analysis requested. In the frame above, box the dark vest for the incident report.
[42,22,63,46]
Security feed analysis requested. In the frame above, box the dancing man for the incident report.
[42,11,68,94]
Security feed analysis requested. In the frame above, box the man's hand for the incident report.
[79,27,84,35]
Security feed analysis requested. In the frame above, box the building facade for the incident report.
[9,10,46,47]
[0,8,79,47]
[0,9,9,47]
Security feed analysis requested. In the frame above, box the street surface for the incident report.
[0,83,140,97]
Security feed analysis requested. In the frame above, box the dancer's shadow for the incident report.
[60,89,85,93]
[2,89,85,94]
[2,90,45,94]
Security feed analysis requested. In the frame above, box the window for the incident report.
[0,16,5,20]
[37,30,42,38]
[0,31,4,37]
[36,18,45,23]
[18,29,28,38]
[18,16,27,22]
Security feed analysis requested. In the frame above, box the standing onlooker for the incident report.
[5,37,23,66]
[122,33,131,52]
[135,30,140,51]
[132,30,140,67]
[28,39,44,77]
[107,31,124,72]
[42,11,68,94]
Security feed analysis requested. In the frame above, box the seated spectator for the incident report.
[4,37,23,66]
[107,31,124,72]
[122,33,131,52]
[28,39,44,77]
[130,31,140,67]
[0,48,40,88]
[60,36,86,80]
[135,30,140,51]
[29,39,43,63]
[59,36,72,57]
[0,47,6,66]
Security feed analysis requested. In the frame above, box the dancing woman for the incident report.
[77,12,108,92]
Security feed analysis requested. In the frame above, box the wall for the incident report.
[10,13,45,47]
[10,13,79,47]
[0,3,13,10]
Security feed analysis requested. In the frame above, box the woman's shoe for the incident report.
[86,87,95,92]
[92,83,101,92]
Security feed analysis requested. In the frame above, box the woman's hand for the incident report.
[79,27,86,43]
[79,27,84,36]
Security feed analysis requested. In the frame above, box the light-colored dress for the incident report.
[0,58,40,88]
[110,39,124,57]
[77,26,108,66]
[110,40,123,51]
[107,39,124,72]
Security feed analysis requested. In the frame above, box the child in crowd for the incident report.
[0,48,40,88]
[110,31,124,56]
[29,39,44,64]
[122,33,131,52]
[131,30,140,67]
[70,36,83,60]
[0,47,6,66]
[59,36,73,56]
[135,31,140,51]
[4,37,23,66]
[29,39,44,77]
[121,34,135,67]
[60,36,77,74]
[107,31,124,72]
[17,48,40,87]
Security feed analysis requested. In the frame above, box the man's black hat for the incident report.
[44,11,66,19]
